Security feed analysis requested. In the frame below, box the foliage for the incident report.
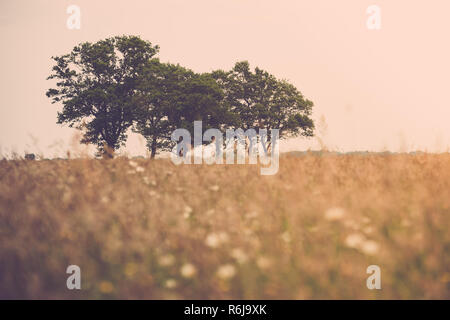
[212,61,314,139]
[47,37,314,157]
[46,36,159,156]
[133,62,233,158]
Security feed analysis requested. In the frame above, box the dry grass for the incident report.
[0,153,449,299]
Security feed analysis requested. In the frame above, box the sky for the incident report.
[1,0,449,157]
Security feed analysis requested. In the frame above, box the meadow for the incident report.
[0,153,449,299]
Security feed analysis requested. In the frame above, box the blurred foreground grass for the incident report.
[0,153,449,299]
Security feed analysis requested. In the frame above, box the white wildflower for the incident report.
[148,190,160,198]
[230,248,248,264]
[129,160,138,167]
[360,240,380,255]
[325,207,346,221]
[205,233,220,248]
[209,185,220,192]
[345,233,380,256]
[165,279,177,289]
[345,233,365,248]
[183,206,193,219]
[256,256,272,270]
[180,263,197,278]
[216,264,236,280]
[135,166,145,173]
[158,254,175,267]
[205,232,228,248]
[281,231,291,243]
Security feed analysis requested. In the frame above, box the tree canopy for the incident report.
[212,61,314,139]
[47,36,314,158]
[46,35,159,156]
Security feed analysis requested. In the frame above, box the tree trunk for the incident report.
[150,140,157,159]
[102,142,115,159]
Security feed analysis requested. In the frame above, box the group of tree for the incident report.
[46,35,314,158]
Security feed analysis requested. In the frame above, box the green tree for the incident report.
[46,35,159,157]
[212,61,314,144]
[172,72,235,137]
[134,63,234,158]
[132,61,194,158]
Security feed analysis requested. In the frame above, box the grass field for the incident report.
[0,153,449,299]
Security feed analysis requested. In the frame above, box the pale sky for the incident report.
[1,0,449,157]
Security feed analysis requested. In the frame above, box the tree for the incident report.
[171,72,235,137]
[133,63,234,158]
[212,61,314,146]
[132,61,194,158]
[46,35,159,157]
